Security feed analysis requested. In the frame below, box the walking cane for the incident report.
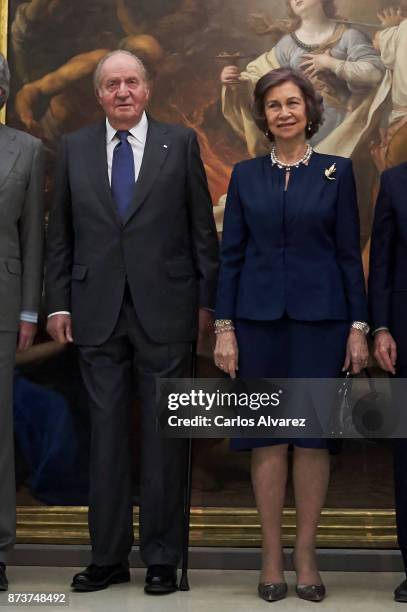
[179,342,197,591]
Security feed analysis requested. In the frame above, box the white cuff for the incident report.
[48,311,71,319]
[20,311,38,324]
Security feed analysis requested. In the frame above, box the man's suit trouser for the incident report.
[0,332,18,563]
[78,290,191,567]
[394,367,407,574]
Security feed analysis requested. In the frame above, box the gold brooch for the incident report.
[324,163,337,181]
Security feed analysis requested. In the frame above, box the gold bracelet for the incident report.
[214,319,235,334]
[214,318,233,328]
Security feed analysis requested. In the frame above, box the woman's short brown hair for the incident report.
[252,68,324,141]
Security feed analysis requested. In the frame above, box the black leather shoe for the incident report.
[71,564,130,592]
[0,563,8,591]
[395,579,407,602]
[144,565,177,595]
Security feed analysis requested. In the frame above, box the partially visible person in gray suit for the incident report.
[0,53,44,592]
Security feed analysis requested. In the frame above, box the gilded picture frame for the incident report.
[0,0,399,549]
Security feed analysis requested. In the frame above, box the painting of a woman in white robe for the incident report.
[221,0,385,156]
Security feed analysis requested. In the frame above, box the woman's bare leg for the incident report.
[292,446,330,585]
[251,444,289,583]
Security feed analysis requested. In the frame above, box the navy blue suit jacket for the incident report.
[215,152,367,323]
[369,163,407,364]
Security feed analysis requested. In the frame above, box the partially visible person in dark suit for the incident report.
[0,53,44,592]
[214,68,369,603]
[369,161,407,603]
[45,50,218,594]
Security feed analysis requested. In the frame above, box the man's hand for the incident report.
[15,84,44,138]
[377,7,405,28]
[198,308,215,354]
[374,329,397,375]
[342,328,369,375]
[46,314,73,344]
[17,321,37,352]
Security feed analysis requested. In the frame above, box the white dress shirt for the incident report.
[106,111,148,185]
[48,112,149,320]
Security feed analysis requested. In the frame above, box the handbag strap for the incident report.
[345,368,376,392]
[363,368,377,393]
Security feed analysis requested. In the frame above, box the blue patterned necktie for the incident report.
[111,130,135,221]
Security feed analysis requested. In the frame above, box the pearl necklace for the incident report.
[270,144,313,170]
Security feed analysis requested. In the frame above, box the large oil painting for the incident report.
[2,0,407,546]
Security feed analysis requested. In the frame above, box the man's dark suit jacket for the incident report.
[215,153,368,323]
[369,162,407,365]
[45,117,219,345]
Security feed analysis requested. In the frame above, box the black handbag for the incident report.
[352,370,397,439]
[332,370,396,439]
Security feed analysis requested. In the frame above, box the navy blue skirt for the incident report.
[232,315,349,451]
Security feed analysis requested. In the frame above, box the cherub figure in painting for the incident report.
[12,0,205,148]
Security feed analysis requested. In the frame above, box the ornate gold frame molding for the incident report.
[0,0,8,123]
[0,0,7,57]
[0,0,398,553]
[17,507,397,548]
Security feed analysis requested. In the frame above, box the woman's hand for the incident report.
[374,330,397,375]
[342,328,369,374]
[220,65,241,85]
[214,330,239,379]
[300,51,335,79]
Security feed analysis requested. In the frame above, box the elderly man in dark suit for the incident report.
[0,53,44,591]
[45,50,218,594]
[369,161,407,603]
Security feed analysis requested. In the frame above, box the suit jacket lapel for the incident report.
[0,125,20,189]
[84,122,122,227]
[123,118,169,225]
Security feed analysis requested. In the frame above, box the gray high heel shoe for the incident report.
[296,583,326,602]
[258,582,288,602]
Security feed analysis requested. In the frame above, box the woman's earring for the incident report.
[265,129,271,138]
[307,121,313,134]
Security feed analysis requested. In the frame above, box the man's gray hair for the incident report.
[0,53,10,109]
[93,50,147,93]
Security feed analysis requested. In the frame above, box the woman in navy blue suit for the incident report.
[214,68,369,602]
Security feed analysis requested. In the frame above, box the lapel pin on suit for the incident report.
[163,144,168,149]
[324,163,337,181]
